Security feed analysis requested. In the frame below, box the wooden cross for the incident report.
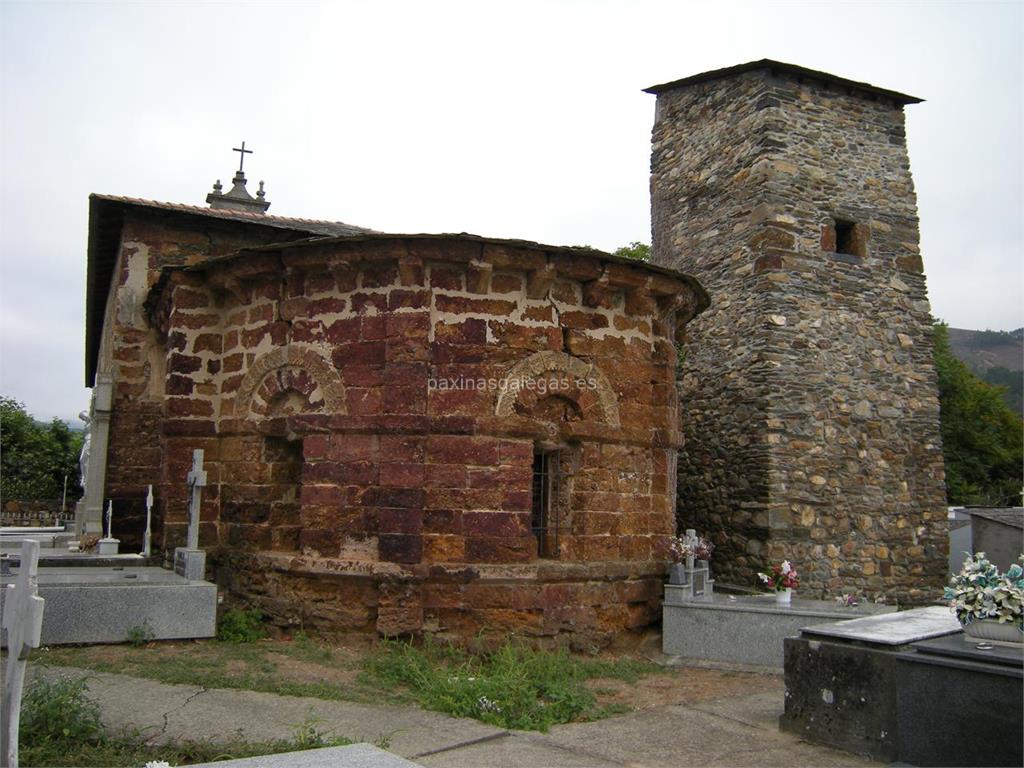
[2,540,46,768]
[186,450,207,551]
[233,141,253,173]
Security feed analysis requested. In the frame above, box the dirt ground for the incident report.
[40,629,782,716]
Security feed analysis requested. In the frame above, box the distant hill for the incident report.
[947,327,1023,415]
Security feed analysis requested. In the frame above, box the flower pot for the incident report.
[775,588,792,606]
[962,618,1023,646]
[668,563,685,585]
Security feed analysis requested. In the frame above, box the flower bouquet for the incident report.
[944,553,1023,644]
[758,560,799,604]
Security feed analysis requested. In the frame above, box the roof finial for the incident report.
[233,141,253,173]
[206,142,270,214]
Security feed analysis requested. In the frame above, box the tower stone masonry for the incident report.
[647,60,948,602]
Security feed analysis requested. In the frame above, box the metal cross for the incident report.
[186,449,207,551]
[2,540,46,768]
[233,141,253,172]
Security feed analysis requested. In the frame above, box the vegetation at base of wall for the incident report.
[0,397,83,502]
[361,638,655,731]
[933,323,1024,506]
[19,674,351,768]
[217,607,268,643]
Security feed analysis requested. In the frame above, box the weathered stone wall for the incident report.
[98,213,332,551]
[650,67,948,603]
[146,236,704,645]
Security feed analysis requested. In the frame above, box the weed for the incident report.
[361,638,658,732]
[18,674,352,768]
[126,620,155,647]
[217,606,267,643]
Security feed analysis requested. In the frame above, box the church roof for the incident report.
[643,59,923,105]
[86,194,372,385]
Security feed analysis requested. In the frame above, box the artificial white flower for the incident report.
[781,560,792,574]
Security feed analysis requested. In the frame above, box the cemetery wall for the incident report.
[649,65,948,603]
[146,235,706,645]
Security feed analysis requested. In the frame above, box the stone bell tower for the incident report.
[647,60,948,602]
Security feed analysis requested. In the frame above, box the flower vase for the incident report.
[962,619,1023,646]
[775,588,792,606]
[668,563,685,585]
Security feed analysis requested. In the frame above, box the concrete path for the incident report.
[33,664,879,768]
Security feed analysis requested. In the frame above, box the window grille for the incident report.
[531,447,563,558]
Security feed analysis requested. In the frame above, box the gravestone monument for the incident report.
[97,499,120,555]
[74,374,112,537]
[141,484,154,558]
[174,450,207,581]
[2,540,45,768]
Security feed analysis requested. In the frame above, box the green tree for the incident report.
[0,397,83,501]
[933,324,1024,506]
[612,241,651,262]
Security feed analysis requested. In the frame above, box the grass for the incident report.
[39,629,664,732]
[19,674,351,768]
[360,638,657,731]
[40,638,413,707]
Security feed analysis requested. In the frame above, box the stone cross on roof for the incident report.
[233,141,253,172]
[206,141,270,214]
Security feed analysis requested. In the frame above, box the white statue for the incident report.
[78,410,92,496]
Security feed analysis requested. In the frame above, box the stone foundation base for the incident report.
[213,551,667,649]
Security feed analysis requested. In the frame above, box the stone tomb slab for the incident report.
[186,744,421,768]
[662,592,894,668]
[895,634,1023,768]
[1,566,216,645]
[779,606,962,762]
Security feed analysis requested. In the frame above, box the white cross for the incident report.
[2,540,46,768]
[186,449,207,551]
[142,485,154,557]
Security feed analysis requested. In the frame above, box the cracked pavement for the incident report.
[31,665,879,767]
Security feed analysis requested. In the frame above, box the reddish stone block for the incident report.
[426,435,500,465]
[389,289,430,310]
[307,296,348,315]
[361,486,424,509]
[383,385,426,415]
[380,462,426,487]
[426,463,467,488]
[430,265,465,290]
[351,293,388,314]
[490,273,524,294]
[380,435,425,462]
[463,511,529,537]
[346,388,383,416]
[378,508,423,534]
[327,434,378,461]
[166,375,195,395]
[423,508,462,534]
[332,341,386,367]
[363,264,399,288]
[465,536,533,563]
[324,318,361,343]
[174,287,210,308]
[360,315,387,340]
[434,319,487,345]
[166,397,213,417]
[560,311,608,330]
[379,533,423,564]
[422,534,465,562]
[248,304,274,324]
[168,353,203,374]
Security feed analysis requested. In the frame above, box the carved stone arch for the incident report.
[494,351,620,427]
[235,345,346,421]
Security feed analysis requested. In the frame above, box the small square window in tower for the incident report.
[532,448,562,558]
[834,219,866,258]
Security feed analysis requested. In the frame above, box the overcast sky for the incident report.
[1,0,1021,423]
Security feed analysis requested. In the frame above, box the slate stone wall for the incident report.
[650,67,948,603]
